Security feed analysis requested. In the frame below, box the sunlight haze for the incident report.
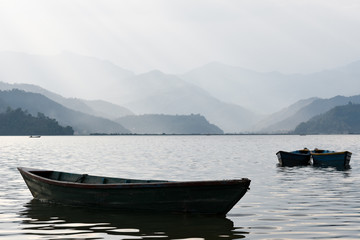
[1,0,360,74]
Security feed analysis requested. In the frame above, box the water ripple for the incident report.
[1,135,360,239]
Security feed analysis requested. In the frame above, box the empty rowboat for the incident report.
[18,167,251,215]
[311,149,352,168]
[276,148,311,167]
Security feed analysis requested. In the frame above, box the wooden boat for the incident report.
[276,148,311,167]
[311,149,352,168]
[18,167,251,215]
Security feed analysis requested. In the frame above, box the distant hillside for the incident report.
[0,82,134,119]
[258,95,360,133]
[293,103,360,134]
[116,114,224,134]
[79,99,134,120]
[181,61,360,114]
[0,89,131,135]
[253,97,318,132]
[123,71,260,133]
[0,108,74,135]
[181,62,292,113]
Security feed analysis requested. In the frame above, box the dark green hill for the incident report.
[293,103,360,134]
[0,108,74,135]
[116,114,224,134]
[259,95,360,133]
[0,89,131,134]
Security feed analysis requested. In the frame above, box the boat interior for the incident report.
[31,170,170,184]
[312,149,328,153]
[298,148,310,154]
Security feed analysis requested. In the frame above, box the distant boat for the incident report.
[276,148,311,167]
[29,135,41,138]
[18,167,251,215]
[311,149,352,168]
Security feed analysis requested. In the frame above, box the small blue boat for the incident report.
[276,148,311,167]
[311,149,352,168]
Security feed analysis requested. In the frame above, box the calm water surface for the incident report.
[1,135,359,239]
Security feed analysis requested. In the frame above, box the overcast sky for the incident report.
[1,0,360,74]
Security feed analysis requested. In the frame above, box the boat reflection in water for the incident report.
[20,200,249,239]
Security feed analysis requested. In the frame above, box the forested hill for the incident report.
[116,114,224,134]
[0,108,74,135]
[293,103,360,134]
[0,89,131,134]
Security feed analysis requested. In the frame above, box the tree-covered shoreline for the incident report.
[0,107,74,135]
[293,103,360,134]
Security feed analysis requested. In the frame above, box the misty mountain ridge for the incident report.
[0,88,226,135]
[0,51,260,133]
[252,97,319,133]
[0,76,258,133]
[181,61,360,114]
[258,94,360,133]
[2,51,360,114]
[0,82,134,120]
[294,103,360,134]
[2,51,360,133]
[116,114,224,135]
[121,70,260,132]
[181,62,290,113]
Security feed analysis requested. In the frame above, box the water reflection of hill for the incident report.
[20,200,248,239]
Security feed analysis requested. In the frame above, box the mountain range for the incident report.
[0,88,225,135]
[181,61,360,114]
[1,51,360,134]
[0,52,260,133]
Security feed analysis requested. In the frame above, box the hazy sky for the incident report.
[1,0,360,74]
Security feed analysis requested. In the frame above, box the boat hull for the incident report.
[18,167,251,215]
[312,151,352,168]
[276,151,311,167]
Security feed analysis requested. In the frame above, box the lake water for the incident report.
[1,135,359,239]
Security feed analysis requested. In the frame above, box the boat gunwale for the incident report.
[311,151,351,156]
[276,150,311,156]
[18,167,250,190]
